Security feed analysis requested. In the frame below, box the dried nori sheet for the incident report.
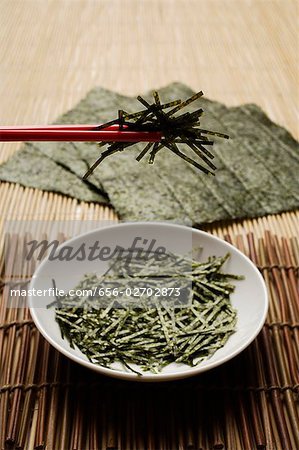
[0,82,298,224]
[0,144,108,203]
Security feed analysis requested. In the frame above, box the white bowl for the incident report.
[29,222,268,381]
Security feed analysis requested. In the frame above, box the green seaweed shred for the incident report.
[53,252,243,375]
[82,90,228,179]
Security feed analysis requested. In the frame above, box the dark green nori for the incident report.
[83,90,227,179]
[0,82,298,224]
[54,252,241,375]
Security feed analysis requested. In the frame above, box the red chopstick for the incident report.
[0,125,162,143]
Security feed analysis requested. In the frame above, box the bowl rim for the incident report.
[29,221,269,382]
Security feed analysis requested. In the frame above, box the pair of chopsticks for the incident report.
[0,124,162,143]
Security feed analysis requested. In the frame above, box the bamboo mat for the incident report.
[1,1,298,448]
[0,185,298,449]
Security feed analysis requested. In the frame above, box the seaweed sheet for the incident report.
[0,82,298,224]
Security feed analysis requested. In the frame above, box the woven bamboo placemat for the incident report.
[0,184,298,450]
[1,1,298,448]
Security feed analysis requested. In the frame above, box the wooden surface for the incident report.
[0,1,298,449]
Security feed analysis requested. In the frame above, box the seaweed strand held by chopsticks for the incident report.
[83,91,229,179]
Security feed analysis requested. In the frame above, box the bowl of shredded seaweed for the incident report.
[28,222,268,381]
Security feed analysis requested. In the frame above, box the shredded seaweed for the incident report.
[53,252,243,375]
[83,91,229,179]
